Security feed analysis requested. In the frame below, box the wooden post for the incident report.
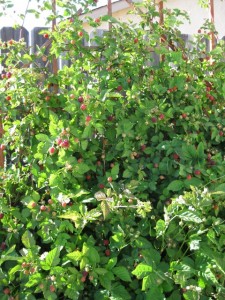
[108,0,112,31]
[209,0,216,50]
[0,113,4,168]
[158,1,165,61]
[52,0,58,77]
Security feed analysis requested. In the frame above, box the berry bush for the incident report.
[0,0,225,299]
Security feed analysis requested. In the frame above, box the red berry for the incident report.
[182,113,187,119]
[6,95,11,101]
[134,38,138,43]
[141,144,146,151]
[219,131,223,137]
[86,115,92,122]
[86,174,91,180]
[40,205,46,211]
[31,202,36,208]
[43,33,49,39]
[213,204,219,210]
[105,249,111,256]
[48,199,53,205]
[103,239,110,246]
[117,85,123,92]
[61,139,70,148]
[70,94,75,99]
[3,288,10,295]
[56,138,63,146]
[99,183,105,189]
[151,117,157,123]
[48,147,55,155]
[186,174,192,180]
[81,276,86,282]
[159,114,165,120]
[61,202,67,208]
[22,262,27,268]
[173,153,180,161]
[82,270,89,277]
[78,96,84,103]
[1,73,6,79]
[0,242,6,250]
[45,95,51,101]
[107,177,113,183]
[80,104,87,111]
[49,285,55,292]
[194,170,201,176]
[0,213,4,219]
[95,18,101,23]
[78,31,83,37]
[6,72,12,78]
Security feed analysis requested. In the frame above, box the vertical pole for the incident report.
[209,0,216,50]
[52,0,58,89]
[0,113,4,168]
[158,1,165,61]
[108,0,112,31]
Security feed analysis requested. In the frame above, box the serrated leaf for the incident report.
[111,284,131,300]
[41,247,61,270]
[99,271,114,290]
[22,230,35,249]
[107,257,117,270]
[9,265,21,281]
[101,201,111,220]
[111,164,119,177]
[82,242,100,264]
[167,180,184,192]
[35,133,51,142]
[132,263,153,279]
[67,250,83,262]
[177,210,202,223]
[112,266,132,282]
[155,220,166,237]
[58,212,83,228]
[25,273,42,287]
[95,268,108,275]
[95,191,107,201]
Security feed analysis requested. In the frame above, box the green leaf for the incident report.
[106,257,117,270]
[22,230,36,248]
[111,164,119,178]
[132,263,153,279]
[155,220,166,237]
[99,271,114,290]
[41,247,61,270]
[67,250,83,262]
[82,243,100,264]
[177,210,202,223]
[101,201,111,220]
[111,283,131,300]
[59,212,83,229]
[167,180,184,192]
[35,133,51,142]
[112,266,132,282]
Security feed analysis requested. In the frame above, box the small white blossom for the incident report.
[57,193,70,204]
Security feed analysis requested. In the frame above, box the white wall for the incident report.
[82,0,225,38]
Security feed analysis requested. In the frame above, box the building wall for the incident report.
[82,0,225,38]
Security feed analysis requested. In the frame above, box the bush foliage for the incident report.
[0,0,225,299]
